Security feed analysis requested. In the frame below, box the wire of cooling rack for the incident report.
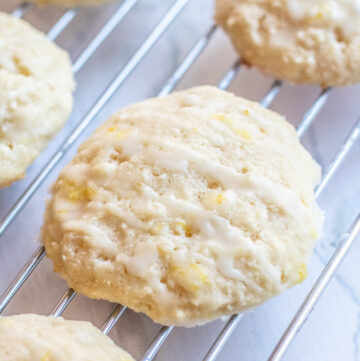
[71,0,139,73]
[47,8,77,40]
[268,212,360,361]
[50,288,77,317]
[101,304,127,334]
[315,118,360,198]
[141,326,175,361]
[0,246,45,313]
[203,314,242,361]
[158,23,218,97]
[1,2,360,361]
[11,1,31,17]
[297,88,332,138]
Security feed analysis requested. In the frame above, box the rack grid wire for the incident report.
[0,1,359,361]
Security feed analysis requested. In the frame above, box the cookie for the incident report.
[28,0,114,7]
[0,314,134,361]
[42,86,323,326]
[0,12,75,188]
[215,0,360,87]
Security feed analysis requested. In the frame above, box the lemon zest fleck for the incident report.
[297,264,308,283]
[150,224,165,236]
[236,129,252,140]
[309,228,318,239]
[41,352,52,361]
[215,193,226,205]
[175,221,192,237]
[63,179,96,202]
[107,126,116,133]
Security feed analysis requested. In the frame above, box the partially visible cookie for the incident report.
[28,0,115,7]
[215,0,360,87]
[42,86,323,327]
[0,12,75,188]
[0,314,134,361]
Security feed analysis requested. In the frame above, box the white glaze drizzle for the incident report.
[288,0,360,37]
[58,120,320,293]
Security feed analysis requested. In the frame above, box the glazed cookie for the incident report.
[0,314,134,361]
[28,0,114,7]
[42,86,323,326]
[215,0,360,87]
[0,12,75,188]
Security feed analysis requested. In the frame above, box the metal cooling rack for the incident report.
[0,1,359,360]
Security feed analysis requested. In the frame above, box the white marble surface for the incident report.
[0,0,359,360]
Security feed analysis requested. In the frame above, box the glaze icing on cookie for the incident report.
[42,86,323,326]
